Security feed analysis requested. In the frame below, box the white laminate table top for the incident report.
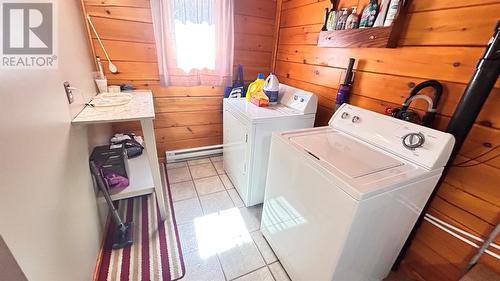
[72,90,155,124]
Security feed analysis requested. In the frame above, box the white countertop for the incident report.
[72,90,155,124]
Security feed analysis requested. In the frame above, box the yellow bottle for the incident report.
[246,73,266,102]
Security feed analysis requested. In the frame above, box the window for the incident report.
[151,0,234,86]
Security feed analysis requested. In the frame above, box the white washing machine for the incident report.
[261,104,455,281]
[223,84,318,207]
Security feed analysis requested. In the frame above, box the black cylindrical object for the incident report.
[393,20,500,271]
[447,20,500,158]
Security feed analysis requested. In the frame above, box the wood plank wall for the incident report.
[234,0,277,82]
[80,0,276,157]
[274,0,500,279]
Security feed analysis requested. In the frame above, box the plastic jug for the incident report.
[264,73,280,104]
[245,73,266,102]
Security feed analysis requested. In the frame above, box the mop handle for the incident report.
[86,14,112,62]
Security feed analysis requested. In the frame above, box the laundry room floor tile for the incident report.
[251,231,277,264]
[228,188,245,208]
[173,197,203,225]
[233,266,275,281]
[220,174,234,189]
[268,262,291,281]
[167,166,192,184]
[188,158,212,166]
[217,239,266,280]
[170,155,291,281]
[170,180,197,202]
[194,175,226,196]
[182,249,226,281]
[199,190,235,215]
[210,155,223,162]
[166,161,187,169]
[190,163,218,179]
[212,161,225,174]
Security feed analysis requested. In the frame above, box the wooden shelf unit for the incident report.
[317,0,410,48]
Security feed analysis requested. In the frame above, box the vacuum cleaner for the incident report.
[90,161,133,249]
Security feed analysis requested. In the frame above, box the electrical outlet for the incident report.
[63,81,74,104]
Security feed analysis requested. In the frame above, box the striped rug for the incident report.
[97,164,185,281]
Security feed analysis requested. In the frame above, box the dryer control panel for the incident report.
[330,104,455,170]
[278,84,318,114]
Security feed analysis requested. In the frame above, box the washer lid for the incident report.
[290,130,403,178]
[225,98,305,120]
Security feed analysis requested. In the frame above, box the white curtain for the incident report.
[151,0,234,87]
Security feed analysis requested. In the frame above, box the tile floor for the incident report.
[167,155,289,281]
[167,155,414,281]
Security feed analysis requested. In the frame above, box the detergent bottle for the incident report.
[245,73,265,102]
[264,73,280,105]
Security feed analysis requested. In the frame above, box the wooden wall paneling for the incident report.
[233,0,277,82]
[271,0,283,72]
[159,136,223,152]
[154,97,223,113]
[85,6,152,22]
[400,4,500,46]
[83,0,151,8]
[234,34,275,52]
[234,15,275,36]
[152,86,224,97]
[409,0,500,12]
[273,0,500,277]
[92,40,157,62]
[234,0,277,19]
[88,17,155,43]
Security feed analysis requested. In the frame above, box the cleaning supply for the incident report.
[359,0,379,28]
[335,58,356,111]
[251,91,270,107]
[345,6,360,29]
[321,8,330,31]
[246,73,266,102]
[384,0,401,27]
[96,56,105,79]
[90,161,133,249]
[264,73,280,105]
[326,0,338,31]
[373,0,390,27]
[335,8,350,30]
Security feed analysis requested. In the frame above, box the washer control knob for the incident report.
[341,112,350,119]
[294,95,298,100]
[300,98,305,102]
[402,133,425,150]
[352,116,361,123]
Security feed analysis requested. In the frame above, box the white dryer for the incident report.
[261,104,455,281]
[223,84,318,207]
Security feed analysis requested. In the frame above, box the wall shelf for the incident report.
[318,26,399,48]
[317,0,410,48]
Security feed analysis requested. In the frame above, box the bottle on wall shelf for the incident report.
[359,0,379,28]
[345,6,359,29]
[335,8,350,30]
[384,0,401,27]
[326,3,337,31]
[373,0,391,27]
[321,8,329,31]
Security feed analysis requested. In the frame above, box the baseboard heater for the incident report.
[165,144,223,162]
